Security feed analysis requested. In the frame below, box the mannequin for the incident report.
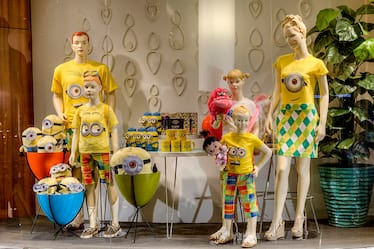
[264,15,329,240]
[210,69,261,244]
[69,71,121,239]
[51,31,118,229]
[211,105,272,248]
[220,69,259,137]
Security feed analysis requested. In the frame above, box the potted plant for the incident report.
[307,1,374,227]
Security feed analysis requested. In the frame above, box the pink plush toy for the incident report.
[202,136,227,171]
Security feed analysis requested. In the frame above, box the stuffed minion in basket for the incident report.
[110,147,159,208]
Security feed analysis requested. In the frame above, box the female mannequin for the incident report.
[264,15,329,240]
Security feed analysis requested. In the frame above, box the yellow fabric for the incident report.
[220,132,264,174]
[51,60,118,128]
[274,54,328,105]
[71,102,118,154]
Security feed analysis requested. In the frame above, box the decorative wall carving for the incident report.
[124,60,137,97]
[145,0,160,22]
[146,32,162,75]
[273,8,287,47]
[169,10,184,50]
[248,0,262,19]
[122,14,138,52]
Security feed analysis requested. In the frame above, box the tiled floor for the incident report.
[0,217,374,249]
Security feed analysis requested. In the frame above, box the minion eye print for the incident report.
[282,73,306,93]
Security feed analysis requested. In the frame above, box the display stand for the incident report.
[114,172,160,242]
[149,150,207,239]
[258,155,320,239]
[24,151,66,233]
[36,191,85,239]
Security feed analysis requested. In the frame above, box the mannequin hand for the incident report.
[253,166,259,178]
[265,116,273,135]
[315,124,326,143]
[69,154,76,167]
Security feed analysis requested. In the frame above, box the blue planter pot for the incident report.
[319,163,374,228]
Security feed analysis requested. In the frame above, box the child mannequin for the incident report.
[264,15,328,240]
[212,105,272,248]
[69,71,121,239]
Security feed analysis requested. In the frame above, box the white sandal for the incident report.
[241,234,257,248]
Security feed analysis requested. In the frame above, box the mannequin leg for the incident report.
[103,182,121,238]
[209,171,226,241]
[291,157,311,238]
[242,217,257,248]
[67,167,84,229]
[216,219,233,244]
[264,156,291,240]
[80,184,98,239]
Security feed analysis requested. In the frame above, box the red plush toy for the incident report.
[201,88,233,140]
[208,87,232,121]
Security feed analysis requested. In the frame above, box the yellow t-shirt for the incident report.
[51,60,118,128]
[220,132,264,174]
[274,54,328,105]
[71,102,118,154]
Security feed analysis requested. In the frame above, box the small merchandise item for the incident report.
[20,127,43,153]
[202,136,227,171]
[41,114,66,146]
[33,163,84,195]
[37,135,62,153]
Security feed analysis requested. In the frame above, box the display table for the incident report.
[149,150,207,239]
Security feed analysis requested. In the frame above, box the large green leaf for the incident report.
[334,61,357,81]
[325,45,347,64]
[336,19,359,42]
[313,31,334,54]
[331,80,357,94]
[328,108,351,117]
[353,38,374,62]
[337,137,355,149]
[357,74,374,90]
[337,5,356,21]
[356,4,374,16]
[352,107,370,122]
[316,8,341,31]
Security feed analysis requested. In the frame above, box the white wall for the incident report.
[31,0,370,223]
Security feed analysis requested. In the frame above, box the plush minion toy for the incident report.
[37,135,62,153]
[33,163,84,194]
[49,163,84,194]
[138,112,152,129]
[33,176,58,194]
[147,127,159,151]
[111,147,155,175]
[124,127,137,147]
[41,114,66,149]
[136,128,147,149]
[20,127,43,153]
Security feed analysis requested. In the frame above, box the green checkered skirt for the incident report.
[276,104,318,158]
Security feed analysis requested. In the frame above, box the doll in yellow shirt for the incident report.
[69,71,121,239]
[211,105,271,248]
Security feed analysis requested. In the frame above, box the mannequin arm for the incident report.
[52,93,67,122]
[265,70,281,135]
[253,143,272,177]
[110,126,119,153]
[69,128,78,166]
[107,92,116,109]
[315,74,329,143]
